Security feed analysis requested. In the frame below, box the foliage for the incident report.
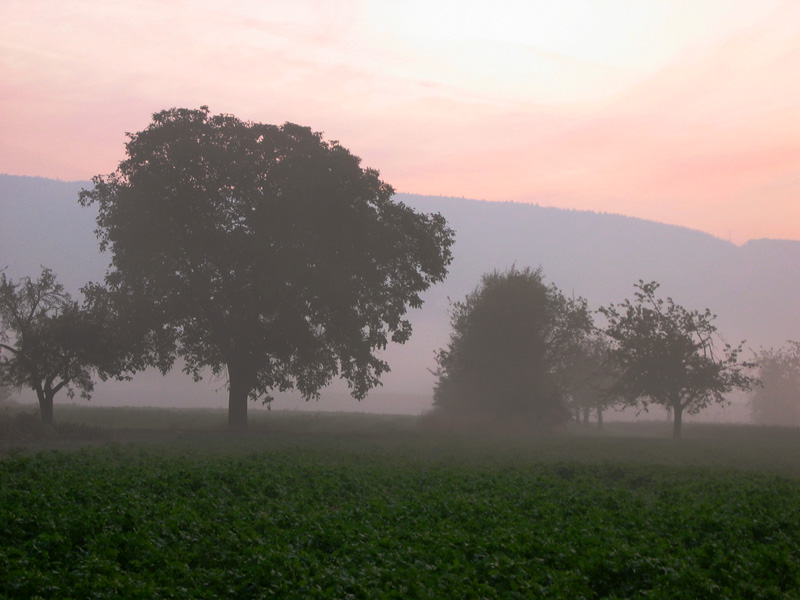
[0,268,109,424]
[1,436,799,599]
[79,107,454,428]
[600,281,756,439]
[433,267,592,428]
[750,341,800,426]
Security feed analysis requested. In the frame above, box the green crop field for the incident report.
[1,406,799,599]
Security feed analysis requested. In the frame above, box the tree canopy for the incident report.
[0,268,106,423]
[80,106,454,429]
[433,267,593,429]
[750,341,800,426]
[600,281,755,439]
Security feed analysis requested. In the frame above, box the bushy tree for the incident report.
[600,281,755,439]
[0,268,107,423]
[433,267,593,429]
[750,341,800,426]
[80,107,454,429]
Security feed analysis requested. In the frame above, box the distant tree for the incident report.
[750,341,800,426]
[0,383,12,405]
[0,268,109,424]
[432,267,593,429]
[80,106,454,430]
[562,335,619,429]
[600,281,755,439]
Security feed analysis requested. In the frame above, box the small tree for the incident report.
[750,341,800,426]
[433,267,593,429]
[0,268,104,424]
[80,107,454,429]
[600,281,755,439]
[562,335,619,429]
[0,383,12,405]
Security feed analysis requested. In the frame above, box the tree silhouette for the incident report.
[750,341,800,426]
[600,281,755,439]
[433,267,592,429]
[562,335,619,429]
[80,107,454,429]
[0,268,105,423]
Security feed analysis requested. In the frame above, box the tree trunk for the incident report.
[672,404,683,439]
[227,360,253,431]
[37,389,54,425]
[596,408,604,431]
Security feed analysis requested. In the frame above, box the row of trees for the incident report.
[1,107,454,428]
[431,267,796,439]
[2,106,796,436]
[5,262,794,437]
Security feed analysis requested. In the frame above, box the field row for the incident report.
[2,437,799,599]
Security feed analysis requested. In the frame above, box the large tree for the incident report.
[600,281,755,439]
[0,268,105,424]
[750,341,800,426]
[80,107,454,429]
[432,267,593,429]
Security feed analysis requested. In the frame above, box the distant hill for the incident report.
[2,174,799,413]
[402,194,800,347]
[0,176,105,291]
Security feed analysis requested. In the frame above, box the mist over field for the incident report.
[4,6,800,597]
[2,174,799,420]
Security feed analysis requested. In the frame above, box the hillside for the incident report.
[2,174,799,413]
[403,194,800,346]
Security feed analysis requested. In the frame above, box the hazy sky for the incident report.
[2,0,799,244]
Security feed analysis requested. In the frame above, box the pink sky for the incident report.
[2,0,799,244]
